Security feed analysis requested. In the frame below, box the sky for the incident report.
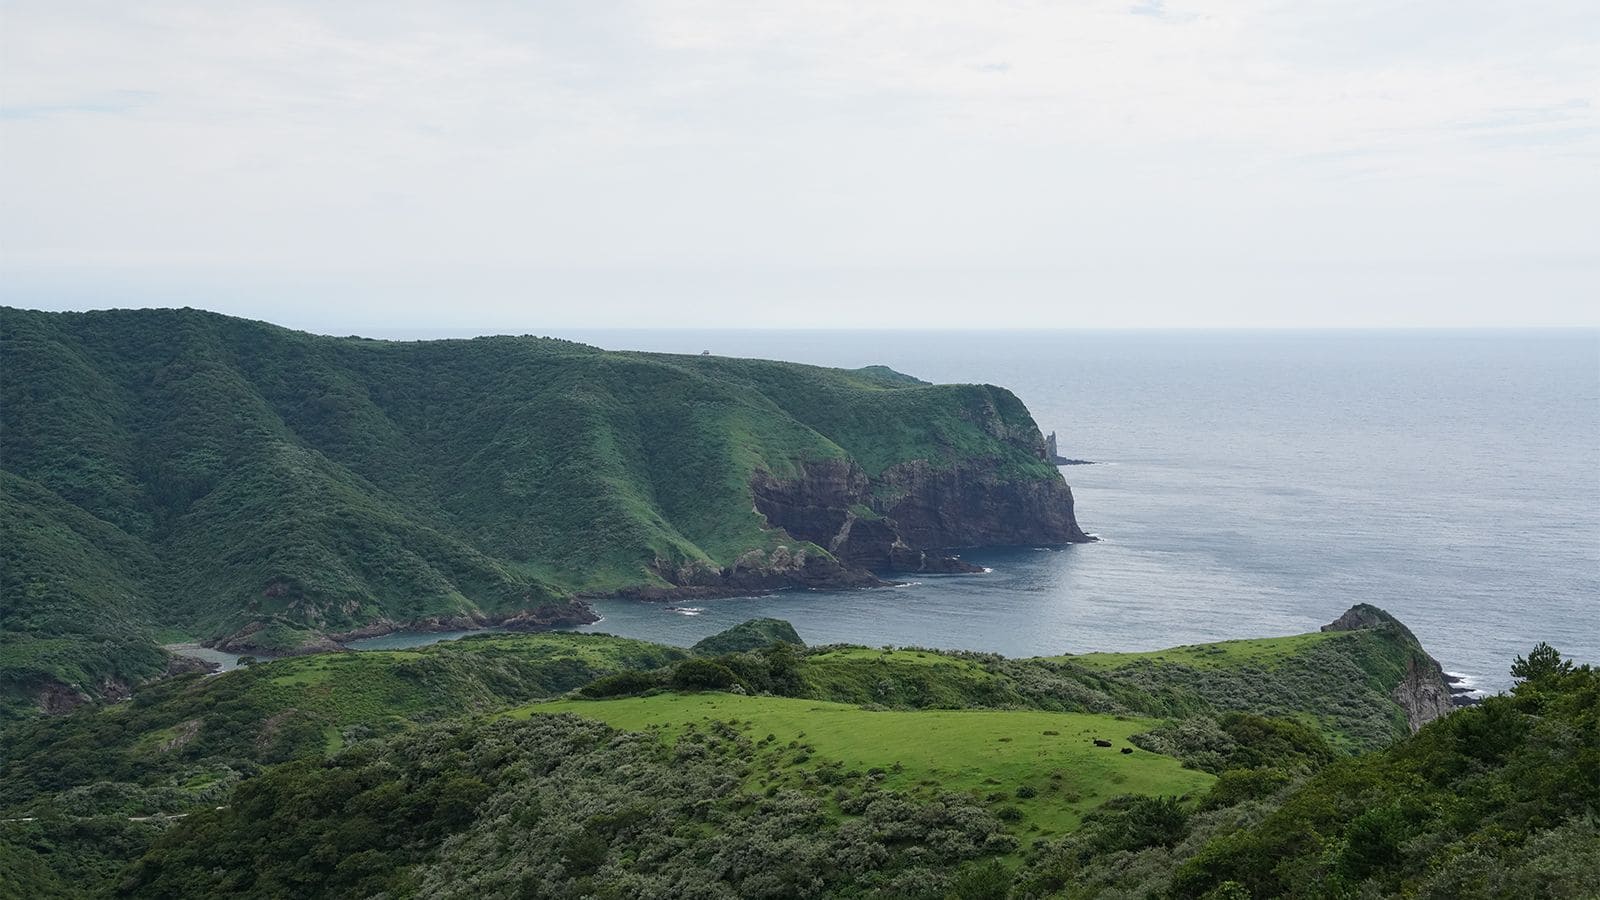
[2,1,1598,330]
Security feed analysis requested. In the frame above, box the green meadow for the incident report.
[516,693,1213,838]
[1048,630,1344,670]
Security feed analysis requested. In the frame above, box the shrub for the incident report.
[669,659,741,692]
[579,670,661,698]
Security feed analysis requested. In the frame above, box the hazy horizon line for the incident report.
[6,304,1600,338]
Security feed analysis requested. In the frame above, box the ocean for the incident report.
[354,329,1600,695]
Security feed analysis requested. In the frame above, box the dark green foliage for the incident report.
[1131,712,1335,776]
[0,633,685,817]
[121,714,1016,899]
[1,306,1061,710]
[691,618,805,656]
[0,472,169,721]
[577,669,663,698]
[1215,712,1336,771]
[1088,795,1191,854]
[1092,629,1431,751]
[669,657,742,691]
[0,818,167,899]
[1009,647,1597,900]
[1512,641,1573,683]
[1169,650,1599,899]
[1201,767,1292,809]
[950,859,1013,900]
[6,638,1593,899]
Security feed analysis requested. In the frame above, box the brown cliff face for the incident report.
[751,454,1092,579]
[875,459,1091,548]
[1391,655,1455,732]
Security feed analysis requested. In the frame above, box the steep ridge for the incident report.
[0,306,1088,714]
[1321,603,1453,730]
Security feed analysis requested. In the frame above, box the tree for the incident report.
[1511,643,1572,684]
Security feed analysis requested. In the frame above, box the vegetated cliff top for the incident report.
[691,618,806,655]
[0,608,1446,828]
[11,609,1578,900]
[0,306,1075,713]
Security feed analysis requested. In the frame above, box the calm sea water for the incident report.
[354,330,1600,695]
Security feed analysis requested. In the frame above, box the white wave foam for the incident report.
[1444,672,1491,697]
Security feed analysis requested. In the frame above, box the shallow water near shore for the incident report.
[359,329,1600,695]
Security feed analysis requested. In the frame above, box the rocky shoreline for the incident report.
[1443,672,1486,707]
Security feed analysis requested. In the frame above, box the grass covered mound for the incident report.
[626,607,1450,753]
[1048,617,1444,751]
[1,306,1069,714]
[514,693,1214,839]
[691,617,805,655]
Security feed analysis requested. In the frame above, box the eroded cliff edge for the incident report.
[1322,604,1454,731]
[751,456,1091,577]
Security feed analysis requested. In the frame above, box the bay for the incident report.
[357,329,1600,695]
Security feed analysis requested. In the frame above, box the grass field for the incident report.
[1047,631,1344,671]
[513,693,1213,838]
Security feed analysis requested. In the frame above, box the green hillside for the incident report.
[2,613,1581,899]
[3,628,1586,899]
[1,306,1076,716]
[1046,613,1445,752]
[0,607,1441,830]
[0,632,686,819]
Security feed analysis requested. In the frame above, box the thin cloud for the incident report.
[0,1,1596,327]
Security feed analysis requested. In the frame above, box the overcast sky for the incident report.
[2,1,1597,330]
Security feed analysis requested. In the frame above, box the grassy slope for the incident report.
[0,306,1060,708]
[0,633,686,817]
[1052,631,1344,670]
[515,693,1213,839]
[1040,628,1424,751]
[1016,658,1600,900]
[792,625,1430,752]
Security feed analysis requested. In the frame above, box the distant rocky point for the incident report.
[1045,431,1096,465]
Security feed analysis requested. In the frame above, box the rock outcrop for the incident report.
[609,544,886,600]
[752,454,1092,580]
[1045,431,1095,465]
[1323,604,1454,732]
